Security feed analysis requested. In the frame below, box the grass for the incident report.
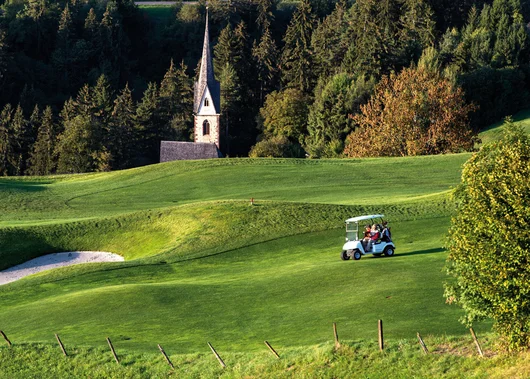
[1,336,529,378]
[138,4,176,22]
[0,154,505,376]
[478,108,530,145]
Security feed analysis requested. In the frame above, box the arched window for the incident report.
[204,98,209,107]
[203,120,210,135]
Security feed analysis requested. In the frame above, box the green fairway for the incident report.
[0,155,488,357]
[0,155,469,225]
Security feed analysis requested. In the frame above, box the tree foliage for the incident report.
[344,66,476,157]
[445,121,530,350]
[305,73,375,158]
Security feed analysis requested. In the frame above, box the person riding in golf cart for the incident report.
[341,214,395,260]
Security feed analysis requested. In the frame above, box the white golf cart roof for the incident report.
[345,214,385,223]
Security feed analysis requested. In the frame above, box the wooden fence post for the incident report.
[333,323,340,349]
[55,334,67,357]
[208,342,226,368]
[106,337,120,364]
[378,320,384,351]
[264,341,280,359]
[0,331,11,347]
[417,332,428,354]
[158,344,175,369]
[469,328,484,358]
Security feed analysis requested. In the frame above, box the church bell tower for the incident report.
[193,8,221,148]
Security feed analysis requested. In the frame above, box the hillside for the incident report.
[478,108,530,145]
[0,154,493,361]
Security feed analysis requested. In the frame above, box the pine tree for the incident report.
[136,82,160,162]
[11,104,30,175]
[399,0,436,61]
[311,0,348,79]
[256,0,275,32]
[342,0,405,78]
[252,25,279,105]
[305,74,376,158]
[91,74,114,125]
[53,4,74,90]
[109,83,136,169]
[55,115,98,174]
[84,8,100,67]
[281,0,316,93]
[27,106,55,176]
[159,60,193,140]
[0,104,13,176]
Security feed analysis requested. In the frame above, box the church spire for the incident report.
[198,7,215,86]
[194,7,220,114]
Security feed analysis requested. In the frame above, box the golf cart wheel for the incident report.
[384,246,395,257]
[341,250,350,260]
[353,250,362,260]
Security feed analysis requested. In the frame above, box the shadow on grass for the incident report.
[0,180,50,193]
[394,247,445,257]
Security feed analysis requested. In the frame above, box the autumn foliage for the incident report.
[343,67,477,157]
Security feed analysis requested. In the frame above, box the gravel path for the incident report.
[0,252,124,285]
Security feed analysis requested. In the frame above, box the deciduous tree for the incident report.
[344,65,476,157]
[445,121,530,350]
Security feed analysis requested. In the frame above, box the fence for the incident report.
[0,321,486,370]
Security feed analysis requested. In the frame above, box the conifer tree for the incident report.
[342,0,405,78]
[136,82,160,162]
[11,104,30,175]
[91,74,114,125]
[159,60,193,141]
[56,115,98,174]
[281,0,316,93]
[256,0,275,32]
[27,106,55,176]
[252,25,279,105]
[311,0,348,79]
[0,104,13,176]
[53,4,74,90]
[399,0,436,60]
[109,83,136,169]
[305,74,376,158]
[84,8,100,67]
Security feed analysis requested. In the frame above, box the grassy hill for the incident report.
[479,108,530,145]
[1,153,506,376]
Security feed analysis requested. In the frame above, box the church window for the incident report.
[204,98,209,107]
[203,120,210,135]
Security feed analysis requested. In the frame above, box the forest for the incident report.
[0,0,529,175]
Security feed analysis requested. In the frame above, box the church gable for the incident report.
[197,87,218,115]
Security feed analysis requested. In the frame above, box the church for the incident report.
[159,9,223,162]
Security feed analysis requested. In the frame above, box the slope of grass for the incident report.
[0,154,487,366]
[0,155,469,225]
[1,335,528,379]
[479,108,530,145]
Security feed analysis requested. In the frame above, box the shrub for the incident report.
[445,121,530,350]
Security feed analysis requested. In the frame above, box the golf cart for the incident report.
[341,214,395,260]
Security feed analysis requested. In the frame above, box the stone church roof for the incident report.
[160,141,222,162]
[193,9,221,114]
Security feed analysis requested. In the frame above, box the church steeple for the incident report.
[193,8,221,148]
[194,8,220,114]
[198,8,215,89]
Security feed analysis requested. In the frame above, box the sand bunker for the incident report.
[0,251,124,285]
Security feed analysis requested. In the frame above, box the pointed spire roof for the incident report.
[194,8,220,114]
